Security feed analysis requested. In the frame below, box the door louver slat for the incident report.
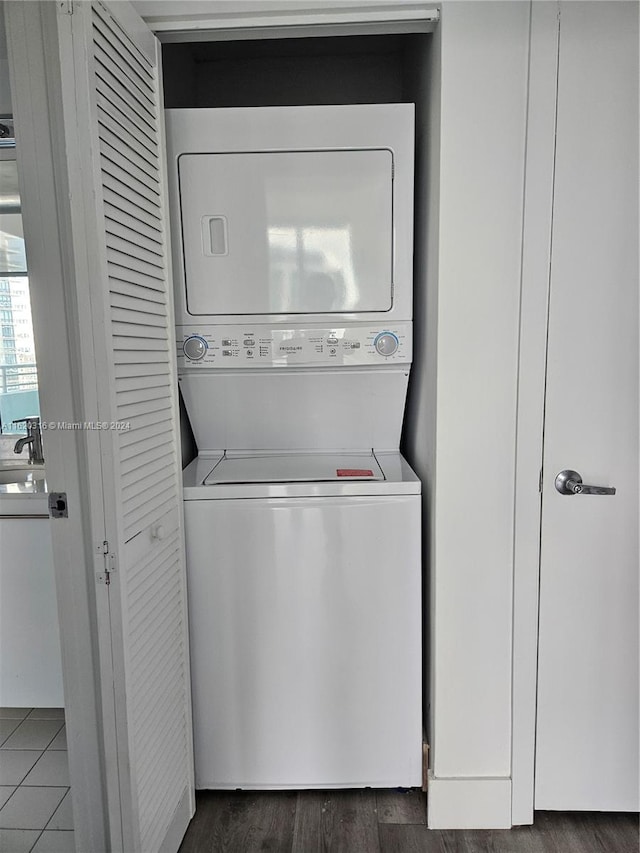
[97,101,158,166]
[119,418,172,450]
[103,173,162,221]
[133,677,185,758]
[127,537,180,602]
[113,351,170,367]
[92,6,153,78]
[113,338,168,354]
[100,135,161,191]
[93,25,155,104]
[109,260,164,288]
[112,302,166,325]
[116,373,169,393]
[108,251,164,284]
[123,474,175,518]
[105,206,164,249]
[94,56,156,123]
[114,342,166,362]
[112,322,168,341]
[129,589,182,662]
[125,495,175,540]
[132,656,184,736]
[116,384,171,408]
[108,237,164,270]
[121,438,174,473]
[104,187,162,234]
[109,279,166,306]
[106,217,164,256]
[101,156,161,208]
[122,458,175,495]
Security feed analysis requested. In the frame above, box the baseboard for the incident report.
[427,775,512,829]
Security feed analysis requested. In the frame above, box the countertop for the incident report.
[0,461,48,516]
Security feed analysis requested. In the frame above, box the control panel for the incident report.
[176,324,412,368]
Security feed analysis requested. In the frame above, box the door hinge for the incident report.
[422,738,430,792]
[539,468,543,493]
[96,539,117,585]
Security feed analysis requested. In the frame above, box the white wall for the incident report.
[404,0,531,826]
[434,0,529,775]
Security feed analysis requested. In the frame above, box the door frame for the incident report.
[4,2,111,849]
[510,1,559,826]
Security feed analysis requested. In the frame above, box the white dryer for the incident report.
[165,104,422,789]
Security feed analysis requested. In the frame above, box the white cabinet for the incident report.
[0,516,64,707]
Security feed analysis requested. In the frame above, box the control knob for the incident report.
[374,332,399,357]
[183,336,207,361]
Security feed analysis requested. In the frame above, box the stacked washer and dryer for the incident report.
[166,104,422,789]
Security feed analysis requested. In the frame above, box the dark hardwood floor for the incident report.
[179,789,639,852]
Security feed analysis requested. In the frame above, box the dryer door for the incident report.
[178,149,393,316]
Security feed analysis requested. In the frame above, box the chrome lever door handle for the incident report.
[555,469,616,496]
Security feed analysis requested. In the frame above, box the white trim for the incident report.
[427,776,512,830]
[133,1,439,38]
[510,0,559,827]
[4,2,110,850]
[156,19,437,42]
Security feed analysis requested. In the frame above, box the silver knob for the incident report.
[183,336,207,361]
[374,332,399,356]
[555,469,616,496]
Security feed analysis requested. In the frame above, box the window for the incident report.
[0,149,40,433]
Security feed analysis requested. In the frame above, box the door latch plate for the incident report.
[48,492,68,518]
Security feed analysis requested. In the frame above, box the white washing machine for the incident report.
[166,104,422,789]
[182,451,421,789]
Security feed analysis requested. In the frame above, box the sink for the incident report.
[0,464,46,485]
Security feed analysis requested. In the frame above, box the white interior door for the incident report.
[56,1,194,849]
[535,1,639,811]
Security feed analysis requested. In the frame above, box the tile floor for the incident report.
[0,708,74,853]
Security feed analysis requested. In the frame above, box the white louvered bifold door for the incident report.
[56,2,194,851]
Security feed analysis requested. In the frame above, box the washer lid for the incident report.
[203,452,384,485]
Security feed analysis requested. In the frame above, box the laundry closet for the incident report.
[160,31,436,792]
[9,2,634,850]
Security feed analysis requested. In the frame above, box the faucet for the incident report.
[13,416,45,465]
